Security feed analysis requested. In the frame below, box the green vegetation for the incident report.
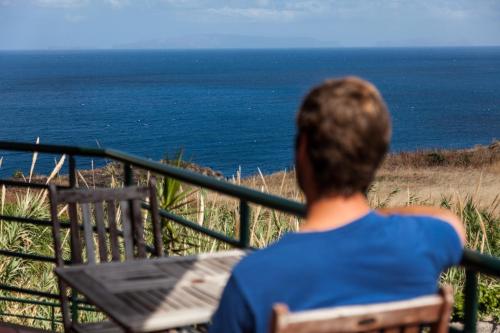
[437,196,500,321]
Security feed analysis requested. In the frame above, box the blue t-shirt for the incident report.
[209,211,463,333]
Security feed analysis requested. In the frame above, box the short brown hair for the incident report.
[297,77,391,196]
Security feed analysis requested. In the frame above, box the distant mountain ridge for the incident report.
[113,33,339,49]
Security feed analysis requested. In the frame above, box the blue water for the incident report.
[0,47,499,176]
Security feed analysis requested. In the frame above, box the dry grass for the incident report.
[240,141,500,215]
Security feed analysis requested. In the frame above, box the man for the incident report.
[209,77,465,333]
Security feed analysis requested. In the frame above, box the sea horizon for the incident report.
[2,45,500,52]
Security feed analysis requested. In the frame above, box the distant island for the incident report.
[113,33,340,49]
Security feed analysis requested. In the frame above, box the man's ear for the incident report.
[295,133,309,192]
[296,133,308,165]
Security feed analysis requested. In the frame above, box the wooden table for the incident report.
[55,250,246,332]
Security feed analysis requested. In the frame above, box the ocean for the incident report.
[0,47,499,176]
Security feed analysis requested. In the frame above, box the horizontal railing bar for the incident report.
[0,296,58,307]
[0,312,63,323]
[0,283,59,299]
[108,149,307,217]
[0,141,306,217]
[461,249,500,277]
[0,214,70,229]
[0,180,70,190]
[0,296,86,329]
[0,141,107,158]
[0,180,50,189]
[0,249,71,265]
[0,249,58,263]
[0,294,93,312]
[148,204,241,247]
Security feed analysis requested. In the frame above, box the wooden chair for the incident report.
[270,286,454,333]
[49,180,163,333]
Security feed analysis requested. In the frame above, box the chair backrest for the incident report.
[270,286,454,333]
[49,179,163,267]
[49,180,164,332]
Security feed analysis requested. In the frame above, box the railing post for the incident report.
[124,163,133,186]
[239,201,250,248]
[463,269,478,333]
[68,155,76,188]
[51,304,56,332]
[68,155,79,324]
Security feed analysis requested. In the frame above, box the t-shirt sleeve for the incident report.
[208,275,254,333]
[418,216,463,268]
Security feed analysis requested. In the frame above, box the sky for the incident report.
[0,0,499,49]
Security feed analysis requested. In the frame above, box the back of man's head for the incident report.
[296,77,391,197]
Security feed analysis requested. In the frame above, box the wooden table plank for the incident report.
[55,250,246,332]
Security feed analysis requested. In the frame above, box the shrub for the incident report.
[426,152,446,166]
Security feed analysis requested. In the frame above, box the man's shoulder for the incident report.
[380,212,463,264]
[383,212,445,223]
[377,207,465,244]
[382,213,457,232]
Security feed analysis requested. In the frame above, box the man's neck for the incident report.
[300,192,371,232]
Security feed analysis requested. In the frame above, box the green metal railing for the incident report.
[0,141,498,332]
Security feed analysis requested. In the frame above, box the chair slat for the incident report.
[68,202,83,264]
[94,202,108,262]
[106,201,121,262]
[48,185,72,331]
[120,200,134,260]
[131,200,146,258]
[81,203,96,265]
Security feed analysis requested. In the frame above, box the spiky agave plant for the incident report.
[156,150,199,254]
